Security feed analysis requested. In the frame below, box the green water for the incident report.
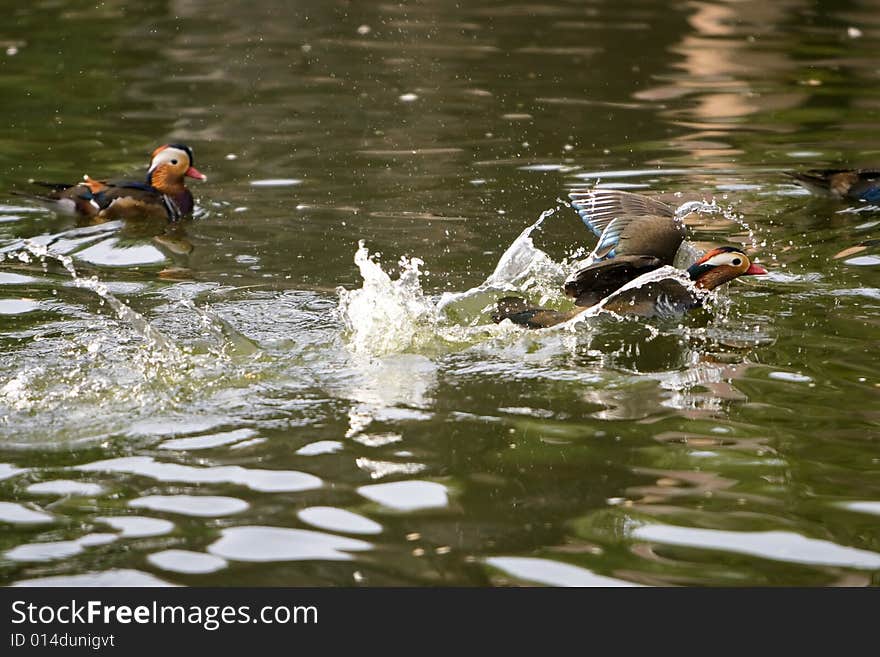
[0,0,878,586]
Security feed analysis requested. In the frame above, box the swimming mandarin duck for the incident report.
[493,190,768,329]
[19,144,206,221]
[786,169,880,202]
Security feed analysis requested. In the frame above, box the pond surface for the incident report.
[1,0,878,586]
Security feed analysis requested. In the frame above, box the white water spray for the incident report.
[10,241,182,357]
[336,209,568,356]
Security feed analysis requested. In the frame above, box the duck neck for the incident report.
[692,267,736,291]
[147,167,184,195]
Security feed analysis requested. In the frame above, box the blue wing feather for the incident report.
[569,189,677,260]
[569,192,622,238]
[861,186,880,202]
[592,217,624,259]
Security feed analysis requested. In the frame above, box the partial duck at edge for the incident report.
[786,168,880,202]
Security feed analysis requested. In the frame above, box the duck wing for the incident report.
[564,254,665,307]
[591,211,685,260]
[17,176,184,220]
[568,190,684,263]
[601,277,704,318]
[569,189,674,238]
[21,177,157,205]
[90,180,185,220]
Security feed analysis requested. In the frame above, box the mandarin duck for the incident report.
[786,168,880,202]
[492,189,767,329]
[18,144,206,221]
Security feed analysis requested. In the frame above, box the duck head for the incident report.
[147,144,207,192]
[686,246,768,290]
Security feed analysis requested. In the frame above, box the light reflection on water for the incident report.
[0,0,879,587]
[207,526,372,563]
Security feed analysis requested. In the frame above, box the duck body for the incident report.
[19,144,206,222]
[33,177,195,221]
[787,168,880,202]
[493,190,767,329]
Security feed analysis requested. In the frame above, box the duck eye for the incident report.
[171,159,178,165]
[732,258,742,266]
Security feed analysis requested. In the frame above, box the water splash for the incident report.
[693,198,763,253]
[11,241,181,357]
[675,199,720,220]
[437,208,564,312]
[0,222,123,258]
[177,298,261,358]
[335,242,438,356]
[336,202,754,357]
[0,242,272,447]
[336,209,565,356]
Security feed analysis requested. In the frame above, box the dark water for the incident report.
[1,0,878,586]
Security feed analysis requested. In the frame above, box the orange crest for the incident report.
[150,144,171,160]
[695,247,730,265]
[82,175,107,194]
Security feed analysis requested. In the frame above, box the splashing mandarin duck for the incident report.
[786,168,880,202]
[18,144,206,221]
[493,190,767,329]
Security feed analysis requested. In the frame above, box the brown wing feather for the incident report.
[615,214,685,261]
[564,255,664,307]
[569,189,675,237]
[601,278,703,318]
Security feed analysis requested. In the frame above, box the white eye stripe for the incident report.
[149,147,189,171]
[704,251,748,267]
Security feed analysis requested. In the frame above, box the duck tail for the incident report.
[784,170,832,194]
[10,184,90,216]
[31,181,77,192]
[492,296,581,329]
[10,189,56,204]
